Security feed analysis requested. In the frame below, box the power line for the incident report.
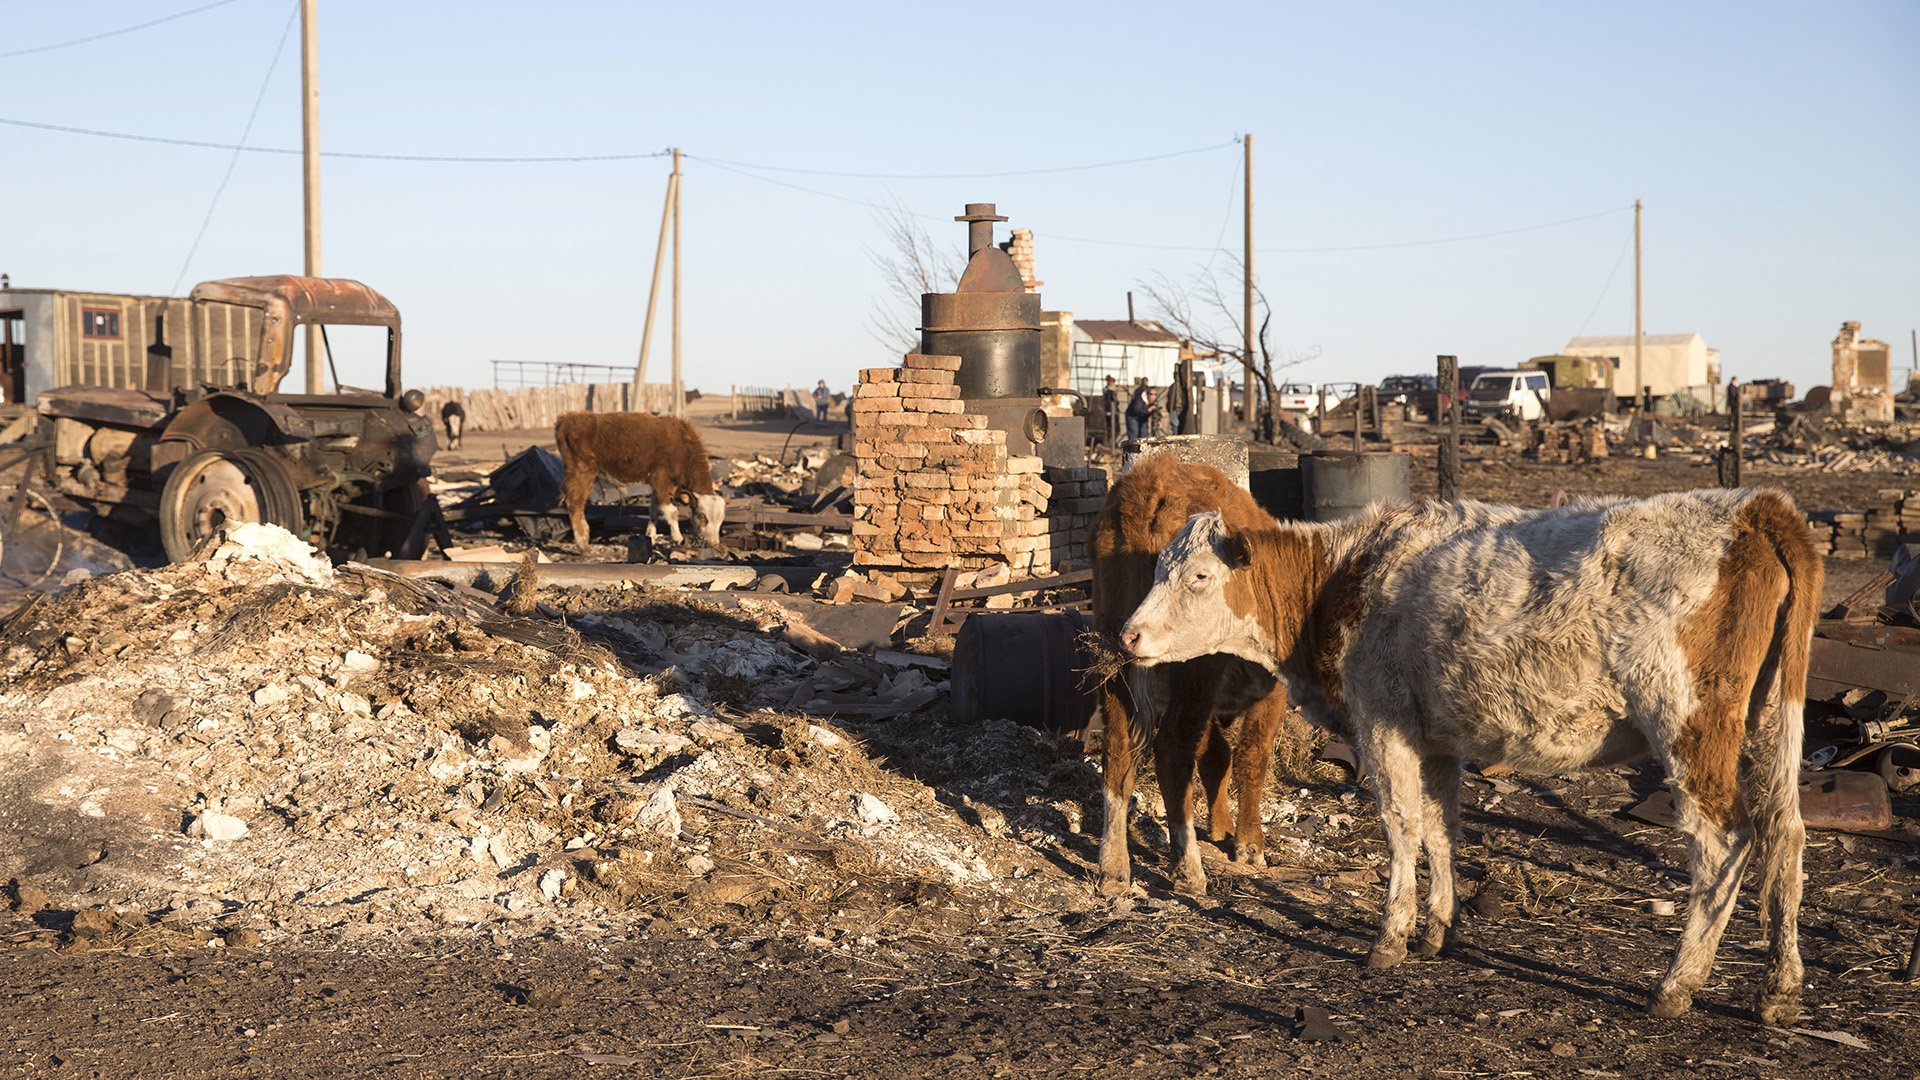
[1573,218,1636,339]
[0,116,673,162]
[1040,205,1633,255]
[685,140,1239,180]
[172,2,299,294]
[0,0,246,61]
[700,158,950,222]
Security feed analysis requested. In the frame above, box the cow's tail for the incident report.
[1748,494,1820,944]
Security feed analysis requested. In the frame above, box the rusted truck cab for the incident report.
[35,275,437,560]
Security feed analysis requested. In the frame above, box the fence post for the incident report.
[1437,355,1460,502]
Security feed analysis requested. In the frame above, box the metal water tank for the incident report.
[919,204,1041,400]
[1300,451,1411,522]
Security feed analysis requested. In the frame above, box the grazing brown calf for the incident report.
[553,412,726,552]
[1092,456,1289,898]
[1120,489,1820,1022]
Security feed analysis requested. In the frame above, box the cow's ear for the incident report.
[1220,529,1252,569]
[676,492,691,504]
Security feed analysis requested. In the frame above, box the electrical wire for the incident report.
[171,2,299,294]
[685,139,1238,180]
[1573,219,1636,338]
[1039,205,1633,255]
[699,157,950,222]
[0,0,245,61]
[0,116,673,163]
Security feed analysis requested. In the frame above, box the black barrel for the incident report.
[921,291,1043,399]
[1247,444,1304,521]
[950,610,1095,739]
[1300,451,1411,522]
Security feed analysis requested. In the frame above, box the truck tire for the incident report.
[158,448,307,563]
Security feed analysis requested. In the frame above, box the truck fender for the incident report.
[152,392,312,477]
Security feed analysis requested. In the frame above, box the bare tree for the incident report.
[1136,252,1317,442]
[865,199,964,357]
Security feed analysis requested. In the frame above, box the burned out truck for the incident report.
[20,275,436,560]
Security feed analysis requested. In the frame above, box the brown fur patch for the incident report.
[1673,494,1803,826]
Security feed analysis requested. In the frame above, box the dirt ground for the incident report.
[2,422,1917,1078]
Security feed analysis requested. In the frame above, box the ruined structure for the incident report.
[1830,321,1894,425]
[850,355,1104,575]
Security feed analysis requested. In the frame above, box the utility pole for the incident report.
[1242,134,1255,438]
[1632,198,1643,410]
[670,147,683,419]
[300,0,323,394]
[632,157,679,401]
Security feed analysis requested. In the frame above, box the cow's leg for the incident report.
[657,499,683,544]
[1360,727,1425,970]
[1096,671,1142,897]
[1744,710,1805,1025]
[1153,671,1212,897]
[1196,717,1234,846]
[1415,754,1462,957]
[1651,802,1751,1017]
[561,459,597,554]
[1229,689,1285,868]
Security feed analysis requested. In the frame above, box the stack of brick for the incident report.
[851,354,1097,577]
[1043,465,1107,567]
[1807,489,1919,559]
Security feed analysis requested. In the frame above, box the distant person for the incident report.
[1146,387,1164,436]
[813,379,832,422]
[1126,378,1153,441]
[1166,375,1190,435]
[1102,375,1119,444]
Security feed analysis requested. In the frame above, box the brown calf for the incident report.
[553,412,726,552]
[1091,456,1289,898]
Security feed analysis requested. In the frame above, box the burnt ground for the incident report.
[2,749,1915,1078]
[1,450,1917,1077]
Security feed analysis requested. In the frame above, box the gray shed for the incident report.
[0,284,267,406]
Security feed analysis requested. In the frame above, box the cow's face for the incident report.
[1120,511,1256,666]
[691,492,726,547]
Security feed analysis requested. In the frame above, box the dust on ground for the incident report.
[1,452,1917,1076]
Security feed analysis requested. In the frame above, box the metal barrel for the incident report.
[1300,450,1411,522]
[949,610,1095,739]
[920,292,1043,399]
[1247,444,1303,521]
[1121,434,1250,489]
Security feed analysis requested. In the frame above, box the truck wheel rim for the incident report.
[176,458,267,540]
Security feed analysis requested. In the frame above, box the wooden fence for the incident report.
[417,382,679,433]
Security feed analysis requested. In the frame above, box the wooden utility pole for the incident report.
[1242,134,1255,437]
[1632,198,1643,410]
[670,147,683,418]
[1437,355,1460,501]
[300,0,323,393]
[632,159,679,398]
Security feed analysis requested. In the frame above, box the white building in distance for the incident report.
[1563,332,1720,402]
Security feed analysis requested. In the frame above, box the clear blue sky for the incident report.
[3,1,1915,395]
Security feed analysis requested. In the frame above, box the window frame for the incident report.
[80,306,123,340]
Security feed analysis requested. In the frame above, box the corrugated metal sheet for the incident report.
[1073,319,1181,345]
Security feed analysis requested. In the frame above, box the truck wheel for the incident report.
[158,449,306,562]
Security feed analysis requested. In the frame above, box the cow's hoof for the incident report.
[1647,989,1692,1018]
[1755,992,1800,1027]
[1231,846,1266,869]
[1171,868,1209,898]
[1365,942,1407,970]
[1095,872,1130,899]
[1414,926,1448,958]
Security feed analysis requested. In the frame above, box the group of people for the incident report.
[1103,374,1191,442]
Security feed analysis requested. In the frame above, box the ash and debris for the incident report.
[0,522,1349,953]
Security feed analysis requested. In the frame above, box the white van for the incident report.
[1464,370,1551,422]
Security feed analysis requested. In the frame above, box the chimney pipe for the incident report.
[1127,291,1135,324]
[955,203,1008,259]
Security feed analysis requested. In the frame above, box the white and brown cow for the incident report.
[1119,489,1820,1023]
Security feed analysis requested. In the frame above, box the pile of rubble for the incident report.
[0,524,1109,946]
[1752,414,1920,476]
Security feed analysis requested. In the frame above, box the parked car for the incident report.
[1463,370,1552,422]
